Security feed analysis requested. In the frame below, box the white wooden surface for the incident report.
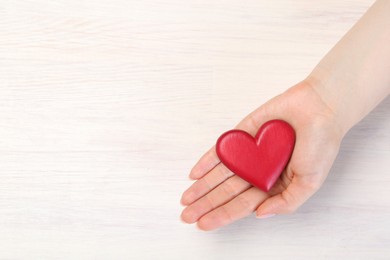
[1,0,389,259]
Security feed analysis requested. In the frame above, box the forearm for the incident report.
[307,0,390,135]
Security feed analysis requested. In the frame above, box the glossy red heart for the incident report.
[216,120,295,192]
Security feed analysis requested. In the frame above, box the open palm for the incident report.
[180,81,344,231]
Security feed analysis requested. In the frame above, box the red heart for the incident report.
[216,120,295,192]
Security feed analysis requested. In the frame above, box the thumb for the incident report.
[255,176,320,217]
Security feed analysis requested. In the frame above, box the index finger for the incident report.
[189,146,220,180]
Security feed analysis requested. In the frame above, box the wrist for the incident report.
[304,68,358,136]
[304,0,390,137]
[302,73,353,138]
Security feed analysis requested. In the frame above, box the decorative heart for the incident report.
[216,120,295,192]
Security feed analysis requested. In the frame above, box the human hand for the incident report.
[181,0,390,231]
[180,81,344,231]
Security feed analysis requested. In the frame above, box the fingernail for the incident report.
[256,213,276,219]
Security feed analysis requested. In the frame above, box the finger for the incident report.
[189,146,220,180]
[181,164,234,206]
[255,176,319,217]
[181,175,251,224]
[197,187,269,231]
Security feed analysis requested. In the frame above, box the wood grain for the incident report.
[1,0,389,259]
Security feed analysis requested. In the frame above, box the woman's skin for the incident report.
[180,0,390,231]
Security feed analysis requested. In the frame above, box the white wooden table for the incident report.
[1,0,389,259]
